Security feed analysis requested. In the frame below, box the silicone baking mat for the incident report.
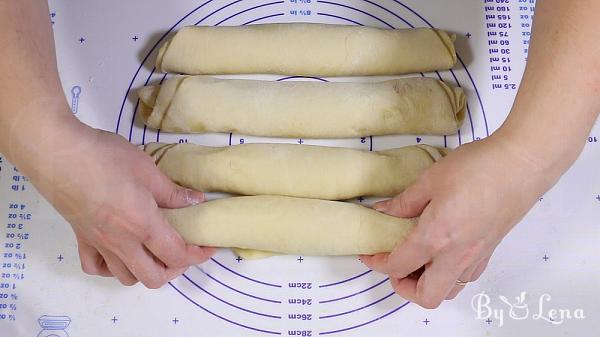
[1,0,599,336]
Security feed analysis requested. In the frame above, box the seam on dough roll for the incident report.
[432,29,458,65]
[156,38,172,73]
[137,85,159,122]
[144,142,178,164]
[414,144,447,162]
[453,87,467,126]
[433,80,466,130]
[143,75,187,129]
[145,142,444,200]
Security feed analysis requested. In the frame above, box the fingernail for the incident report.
[185,189,204,205]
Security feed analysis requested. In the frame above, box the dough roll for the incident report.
[138,76,466,137]
[145,142,445,200]
[156,23,457,76]
[163,196,416,256]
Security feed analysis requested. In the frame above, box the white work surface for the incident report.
[1,0,599,336]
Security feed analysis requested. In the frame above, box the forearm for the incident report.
[0,0,81,163]
[0,0,85,186]
[495,0,600,176]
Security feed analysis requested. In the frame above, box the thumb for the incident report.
[374,180,430,218]
[151,174,204,209]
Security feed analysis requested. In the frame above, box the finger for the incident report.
[445,267,476,300]
[112,236,187,289]
[165,266,188,282]
[144,208,216,269]
[135,249,199,289]
[361,216,434,279]
[373,178,431,218]
[446,280,468,300]
[446,255,491,300]
[367,180,432,275]
[370,196,468,278]
[471,256,491,281]
[97,257,113,277]
[150,173,204,209]
[413,254,465,309]
[111,239,166,288]
[97,248,138,286]
[390,276,419,302]
[77,238,112,277]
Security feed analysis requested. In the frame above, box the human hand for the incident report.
[361,135,560,308]
[19,119,214,288]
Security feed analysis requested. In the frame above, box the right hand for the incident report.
[14,118,215,288]
[361,135,559,308]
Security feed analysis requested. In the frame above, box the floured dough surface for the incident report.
[139,76,466,137]
[163,196,416,256]
[145,142,445,200]
[156,23,456,76]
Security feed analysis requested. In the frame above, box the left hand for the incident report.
[360,134,560,308]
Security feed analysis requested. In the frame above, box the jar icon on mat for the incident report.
[37,315,71,337]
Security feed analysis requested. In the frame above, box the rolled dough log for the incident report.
[138,76,466,137]
[156,23,457,76]
[145,142,445,200]
[163,196,416,256]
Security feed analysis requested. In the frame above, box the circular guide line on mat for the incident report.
[116,1,489,334]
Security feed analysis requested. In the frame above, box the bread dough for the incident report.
[232,248,280,260]
[145,142,445,200]
[138,76,466,137]
[156,23,456,76]
[163,196,416,256]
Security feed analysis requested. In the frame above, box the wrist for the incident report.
[1,99,88,173]
[490,122,581,184]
